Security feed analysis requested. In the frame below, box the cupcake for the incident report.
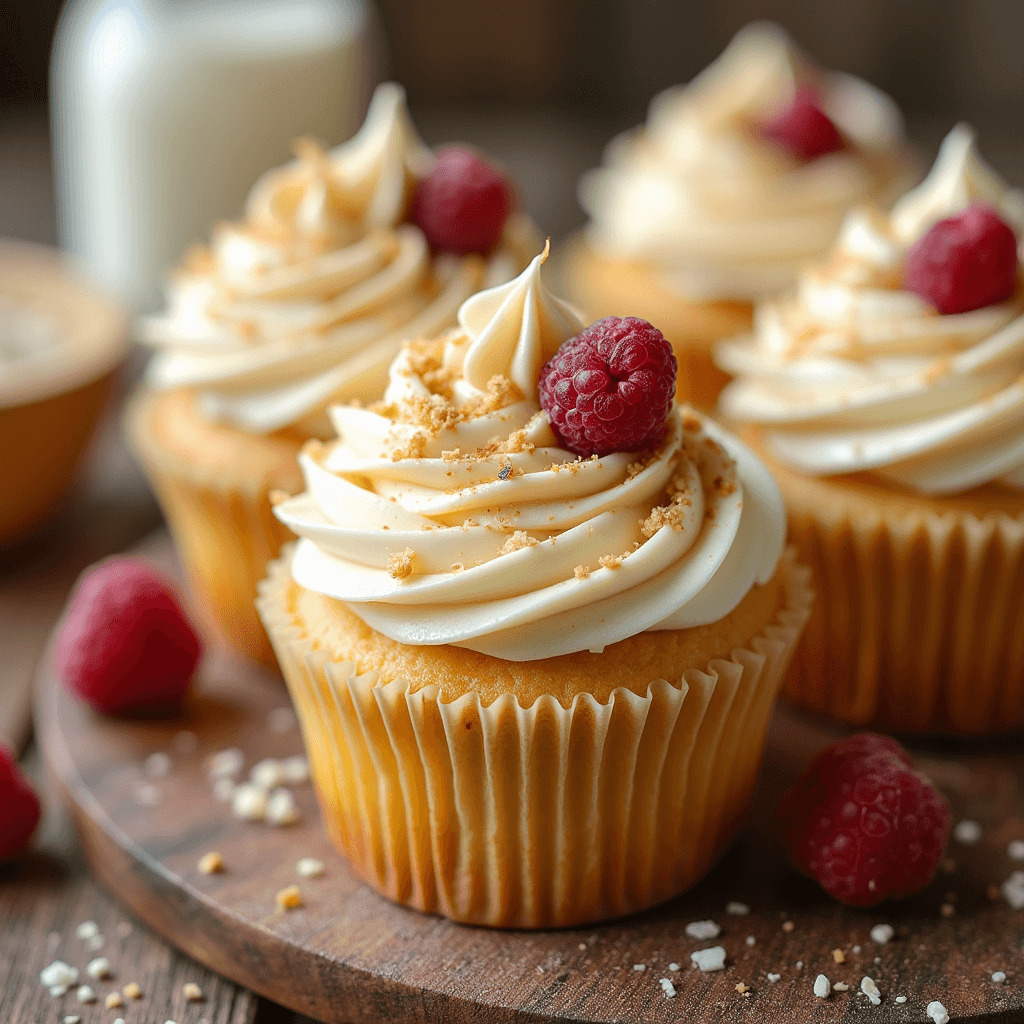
[0,239,127,545]
[564,22,916,408]
[258,244,811,927]
[717,125,1024,735]
[128,83,538,663]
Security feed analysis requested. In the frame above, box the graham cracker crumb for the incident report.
[276,885,303,910]
[598,554,623,570]
[735,983,750,994]
[198,851,224,875]
[500,531,539,556]
[183,983,204,1002]
[121,983,142,1000]
[387,548,416,580]
[104,993,123,1009]
[832,949,846,964]
[574,565,591,581]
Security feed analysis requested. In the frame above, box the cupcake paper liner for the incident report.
[257,548,811,928]
[127,391,301,666]
[784,497,1024,734]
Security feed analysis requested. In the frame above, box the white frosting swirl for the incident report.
[142,83,538,435]
[275,247,786,661]
[718,125,1024,495]
[579,23,914,302]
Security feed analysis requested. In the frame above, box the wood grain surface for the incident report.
[34,532,1024,1024]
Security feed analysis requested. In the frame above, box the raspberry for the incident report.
[760,86,845,162]
[539,317,677,457]
[905,204,1019,315]
[780,733,950,907]
[55,557,202,715]
[411,146,514,255]
[0,743,40,861]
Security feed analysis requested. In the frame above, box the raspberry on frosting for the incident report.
[539,316,677,457]
[55,557,202,715]
[780,733,950,907]
[412,145,514,255]
[760,85,845,162]
[905,203,1019,314]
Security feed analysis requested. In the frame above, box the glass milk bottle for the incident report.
[52,0,376,311]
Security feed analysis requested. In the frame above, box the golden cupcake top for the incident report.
[142,83,539,436]
[719,124,1024,495]
[274,244,786,661]
[579,22,916,303]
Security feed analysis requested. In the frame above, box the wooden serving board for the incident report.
[36,535,1024,1024]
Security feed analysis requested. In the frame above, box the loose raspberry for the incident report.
[905,204,1019,314]
[760,85,845,162]
[55,557,202,715]
[0,744,41,861]
[539,317,677,457]
[780,733,950,907]
[411,146,514,255]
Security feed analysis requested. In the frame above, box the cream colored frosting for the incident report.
[275,247,786,661]
[718,125,1024,495]
[142,82,538,436]
[579,22,915,303]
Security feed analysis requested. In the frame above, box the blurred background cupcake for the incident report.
[126,84,539,664]
[717,125,1024,735]
[563,22,917,408]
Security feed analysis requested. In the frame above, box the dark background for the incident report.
[3,0,1024,245]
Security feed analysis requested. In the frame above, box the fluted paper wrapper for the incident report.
[784,497,1024,734]
[127,392,300,666]
[258,549,810,928]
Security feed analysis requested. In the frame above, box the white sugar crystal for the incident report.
[212,777,236,802]
[75,985,95,1003]
[726,901,750,916]
[1002,870,1024,910]
[134,783,162,807]
[861,976,882,1005]
[659,977,676,999]
[266,788,300,826]
[75,922,99,940]
[813,974,830,998]
[281,754,310,785]
[208,747,244,779]
[895,995,907,1003]
[870,923,895,945]
[927,1000,950,1024]
[231,782,268,821]
[85,958,110,980]
[691,946,726,972]
[63,1016,81,1024]
[745,935,756,946]
[144,752,171,778]
[1009,840,1024,862]
[268,706,297,732]
[685,919,721,940]
[767,973,781,983]
[834,983,850,992]
[250,757,285,790]
[993,971,1007,983]
[41,961,79,989]
[852,944,862,954]
[667,963,680,972]
[632,964,646,972]
[297,857,325,878]
[86,934,104,951]
[954,819,982,844]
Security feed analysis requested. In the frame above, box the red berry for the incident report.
[539,317,677,457]
[905,204,1019,314]
[411,146,514,255]
[760,86,845,162]
[55,557,202,715]
[0,744,41,861]
[780,733,950,907]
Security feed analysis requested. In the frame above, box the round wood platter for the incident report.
[36,543,1024,1023]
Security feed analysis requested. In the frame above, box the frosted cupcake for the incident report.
[128,83,538,663]
[564,22,916,408]
[258,244,811,927]
[718,125,1024,735]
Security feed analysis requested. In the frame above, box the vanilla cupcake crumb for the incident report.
[387,548,416,580]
